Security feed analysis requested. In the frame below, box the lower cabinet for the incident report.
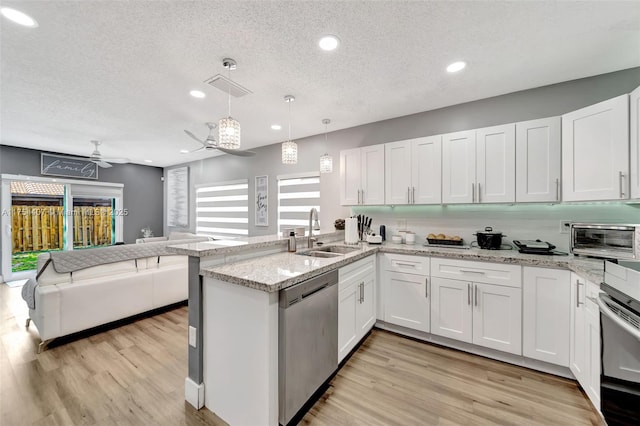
[431,277,522,355]
[380,253,430,332]
[522,267,571,366]
[570,272,601,411]
[338,256,376,363]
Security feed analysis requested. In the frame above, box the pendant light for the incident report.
[218,58,241,150]
[319,119,333,173]
[281,95,297,164]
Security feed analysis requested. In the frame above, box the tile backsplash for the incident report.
[351,203,640,252]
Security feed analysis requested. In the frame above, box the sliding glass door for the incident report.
[1,175,123,281]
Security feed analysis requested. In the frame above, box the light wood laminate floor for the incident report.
[1,283,601,425]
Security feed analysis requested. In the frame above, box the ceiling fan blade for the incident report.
[216,147,256,157]
[92,160,113,168]
[181,146,205,154]
[101,158,129,164]
[184,130,207,147]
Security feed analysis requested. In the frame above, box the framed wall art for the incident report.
[255,175,268,227]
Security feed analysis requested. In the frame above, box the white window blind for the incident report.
[277,173,320,234]
[196,180,248,239]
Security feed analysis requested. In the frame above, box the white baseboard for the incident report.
[185,377,205,409]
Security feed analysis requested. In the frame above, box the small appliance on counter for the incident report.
[512,239,567,256]
[570,223,639,260]
[366,234,382,244]
[473,227,509,250]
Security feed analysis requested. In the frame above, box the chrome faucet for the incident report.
[308,208,320,248]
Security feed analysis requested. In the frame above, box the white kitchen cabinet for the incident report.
[630,85,640,199]
[476,124,516,203]
[472,282,521,354]
[385,136,442,205]
[569,272,601,411]
[562,94,629,201]
[431,258,522,355]
[515,117,562,202]
[430,277,473,343]
[381,253,430,332]
[338,256,376,363]
[442,125,515,204]
[339,145,385,205]
[442,130,476,204]
[522,267,570,367]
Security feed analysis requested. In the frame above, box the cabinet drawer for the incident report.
[431,257,521,288]
[339,255,375,290]
[382,253,429,275]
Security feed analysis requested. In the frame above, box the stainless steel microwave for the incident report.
[571,223,640,260]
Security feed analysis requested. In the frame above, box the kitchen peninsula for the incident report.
[168,232,605,426]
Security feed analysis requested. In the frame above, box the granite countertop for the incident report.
[166,231,344,257]
[200,241,606,293]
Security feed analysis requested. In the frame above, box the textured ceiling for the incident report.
[1,1,639,167]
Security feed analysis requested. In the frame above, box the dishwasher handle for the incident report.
[280,270,339,308]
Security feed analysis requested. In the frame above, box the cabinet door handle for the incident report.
[620,171,626,198]
[474,285,479,307]
[412,186,416,204]
[467,283,472,305]
[477,183,481,203]
[407,187,411,203]
[459,269,486,274]
[425,277,428,298]
[471,183,475,203]
[361,190,365,204]
[360,282,364,303]
[576,279,584,307]
[555,178,560,201]
[395,262,416,268]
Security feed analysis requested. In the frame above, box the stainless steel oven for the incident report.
[598,260,640,425]
[571,223,640,260]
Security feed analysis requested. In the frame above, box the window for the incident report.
[196,180,249,239]
[277,173,320,234]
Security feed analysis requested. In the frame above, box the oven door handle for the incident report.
[597,294,640,341]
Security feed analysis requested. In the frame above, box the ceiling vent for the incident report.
[204,74,252,98]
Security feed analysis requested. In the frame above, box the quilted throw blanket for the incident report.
[21,278,37,310]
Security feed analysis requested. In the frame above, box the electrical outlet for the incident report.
[189,326,197,348]
[560,220,571,234]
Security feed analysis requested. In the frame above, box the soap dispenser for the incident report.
[288,231,297,252]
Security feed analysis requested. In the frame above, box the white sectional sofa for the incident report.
[22,236,208,351]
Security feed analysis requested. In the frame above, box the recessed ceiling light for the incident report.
[179,149,189,154]
[318,35,340,51]
[190,90,206,98]
[0,7,38,27]
[144,159,153,163]
[446,61,466,73]
[271,124,282,130]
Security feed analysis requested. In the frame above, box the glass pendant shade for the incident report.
[218,116,241,149]
[320,153,333,173]
[282,140,298,164]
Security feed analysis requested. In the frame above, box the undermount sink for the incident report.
[297,245,360,258]
[313,245,360,254]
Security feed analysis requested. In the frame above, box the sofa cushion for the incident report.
[72,260,137,281]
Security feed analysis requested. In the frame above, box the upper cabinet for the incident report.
[385,136,442,205]
[562,94,630,201]
[631,85,640,199]
[339,145,385,205]
[442,130,476,204]
[515,117,561,202]
[442,125,515,204]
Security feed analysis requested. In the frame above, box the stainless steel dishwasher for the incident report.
[279,270,338,425]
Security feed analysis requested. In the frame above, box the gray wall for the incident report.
[0,145,164,243]
[167,67,640,238]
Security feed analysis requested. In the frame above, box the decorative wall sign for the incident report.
[255,175,268,227]
[41,153,98,179]
[166,166,189,228]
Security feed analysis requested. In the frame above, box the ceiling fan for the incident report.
[85,140,129,168]
[183,122,256,157]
